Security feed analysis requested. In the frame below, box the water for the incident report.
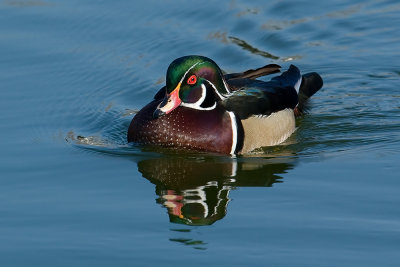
[1,0,399,265]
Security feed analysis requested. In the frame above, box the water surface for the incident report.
[1,0,399,266]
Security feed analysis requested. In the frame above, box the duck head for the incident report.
[153,55,230,118]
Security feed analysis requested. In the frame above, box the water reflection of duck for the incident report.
[137,154,296,226]
[128,55,322,154]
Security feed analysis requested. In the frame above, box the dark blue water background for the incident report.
[1,0,399,266]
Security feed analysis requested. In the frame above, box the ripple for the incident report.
[2,0,53,7]
[12,0,397,167]
[261,3,365,31]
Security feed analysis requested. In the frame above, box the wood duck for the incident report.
[128,55,323,154]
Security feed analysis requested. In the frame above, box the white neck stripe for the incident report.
[180,83,217,110]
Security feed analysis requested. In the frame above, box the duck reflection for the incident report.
[137,153,296,226]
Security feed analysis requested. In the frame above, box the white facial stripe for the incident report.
[179,60,230,100]
[204,79,227,100]
[227,111,238,154]
[180,83,217,110]
[179,61,201,85]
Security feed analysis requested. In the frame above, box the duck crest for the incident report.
[166,55,230,98]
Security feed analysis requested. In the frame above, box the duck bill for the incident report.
[153,83,182,119]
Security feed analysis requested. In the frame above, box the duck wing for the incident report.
[224,63,281,81]
[222,65,301,119]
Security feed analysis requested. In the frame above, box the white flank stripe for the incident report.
[227,111,238,154]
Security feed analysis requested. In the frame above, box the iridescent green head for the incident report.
[153,55,230,118]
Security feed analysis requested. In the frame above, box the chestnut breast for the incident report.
[128,100,235,154]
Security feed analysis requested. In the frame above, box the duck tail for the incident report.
[294,72,323,117]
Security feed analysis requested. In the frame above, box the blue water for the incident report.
[1,0,400,266]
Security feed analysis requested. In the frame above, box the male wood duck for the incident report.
[128,55,323,154]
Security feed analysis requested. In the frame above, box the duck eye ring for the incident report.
[187,74,197,85]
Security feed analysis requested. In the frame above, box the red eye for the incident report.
[187,74,197,85]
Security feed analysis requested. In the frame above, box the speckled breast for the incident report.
[128,100,238,154]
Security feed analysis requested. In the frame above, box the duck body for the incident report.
[128,56,323,154]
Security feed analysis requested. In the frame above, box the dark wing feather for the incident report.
[224,64,281,82]
[222,65,301,119]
